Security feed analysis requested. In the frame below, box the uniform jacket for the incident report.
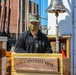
[15,30,52,53]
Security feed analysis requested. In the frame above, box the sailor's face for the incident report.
[28,21,40,31]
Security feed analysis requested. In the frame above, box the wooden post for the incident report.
[25,0,29,31]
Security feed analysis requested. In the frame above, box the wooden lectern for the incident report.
[11,53,71,75]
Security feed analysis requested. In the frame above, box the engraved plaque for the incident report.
[14,57,59,72]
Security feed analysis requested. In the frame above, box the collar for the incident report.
[27,29,41,37]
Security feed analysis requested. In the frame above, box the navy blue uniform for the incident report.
[15,30,52,53]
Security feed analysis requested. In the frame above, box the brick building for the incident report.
[0,0,38,50]
[0,0,38,38]
[0,0,18,37]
